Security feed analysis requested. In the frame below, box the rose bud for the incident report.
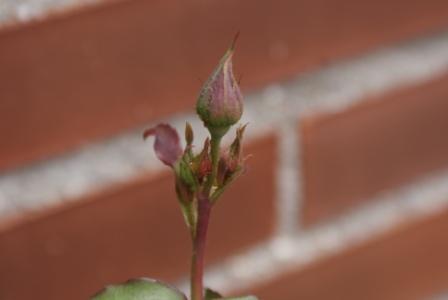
[196,35,243,137]
[184,122,195,160]
[185,122,194,148]
[143,123,182,167]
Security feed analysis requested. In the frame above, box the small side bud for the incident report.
[196,34,243,137]
[185,122,194,147]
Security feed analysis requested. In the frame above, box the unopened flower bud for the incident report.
[185,122,194,147]
[196,35,243,137]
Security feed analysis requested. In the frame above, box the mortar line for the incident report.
[0,0,108,27]
[178,168,448,295]
[3,30,448,224]
[274,115,301,236]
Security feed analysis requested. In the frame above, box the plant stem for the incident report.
[190,195,211,300]
[191,134,221,300]
[210,136,221,181]
[204,135,222,194]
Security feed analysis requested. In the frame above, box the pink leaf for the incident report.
[144,124,182,167]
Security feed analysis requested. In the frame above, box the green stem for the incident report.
[210,136,221,183]
[204,135,222,195]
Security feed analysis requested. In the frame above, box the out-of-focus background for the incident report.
[2,0,448,299]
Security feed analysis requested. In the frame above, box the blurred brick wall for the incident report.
[2,1,448,299]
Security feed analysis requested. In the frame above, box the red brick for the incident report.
[2,0,448,171]
[301,73,448,225]
[249,208,448,300]
[0,136,276,300]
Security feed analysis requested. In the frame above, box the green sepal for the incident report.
[175,158,198,190]
[91,278,186,300]
[173,156,199,235]
[211,165,244,203]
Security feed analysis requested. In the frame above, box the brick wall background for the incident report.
[2,1,448,299]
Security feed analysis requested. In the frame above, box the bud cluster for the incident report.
[144,39,246,236]
[144,121,245,234]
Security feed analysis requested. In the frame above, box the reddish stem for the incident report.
[190,195,211,300]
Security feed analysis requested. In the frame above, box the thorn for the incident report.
[237,74,244,85]
[230,31,240,50]
[195,76,203,84]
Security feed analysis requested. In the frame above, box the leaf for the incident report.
[205,288,222,299]
[143,123,182,167]
[91,278,186,300]
[204,288,258,300]
[220,296,258,300]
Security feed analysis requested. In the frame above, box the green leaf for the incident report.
[220,297,258,300]
[205,288,222,299]
[204,288,258,300]
[91,278,186,300]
